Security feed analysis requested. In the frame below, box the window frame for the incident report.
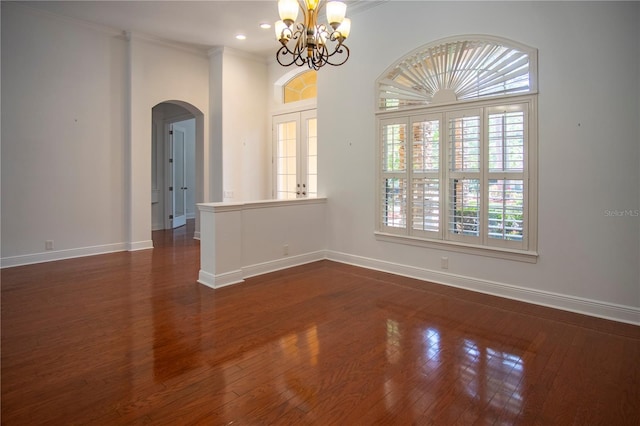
[375,94,538,263]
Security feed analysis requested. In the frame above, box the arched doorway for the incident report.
[151,101,205,239]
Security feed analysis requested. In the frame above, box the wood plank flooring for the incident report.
[2,222,639,425]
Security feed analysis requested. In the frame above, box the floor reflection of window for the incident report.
[386,319,401,364]
[423,327,441,363]
[460,339,524,417]
[277,325,321,412]
[486,348,523,414]
[461,339,481,399]
[305,326,319,367]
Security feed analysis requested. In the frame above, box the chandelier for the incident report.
[275,0,351,70]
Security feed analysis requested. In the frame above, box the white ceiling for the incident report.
[19,1,384,58]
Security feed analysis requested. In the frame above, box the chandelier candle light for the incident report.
[275,0,351,70]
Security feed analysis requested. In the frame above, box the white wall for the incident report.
[1,3,128,261]
[211,48,270,202]
[317,2,640,317]
[1,3,211,264]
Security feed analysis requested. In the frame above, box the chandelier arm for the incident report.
[276,45,299,67]
[325,44,349,66]
[314,43,330,68]
[276,23,308,67]
[293,32,308,66]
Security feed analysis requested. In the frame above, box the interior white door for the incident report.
[171,125,187,228]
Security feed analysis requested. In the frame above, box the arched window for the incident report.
[284,70,317,103]
[376,35,538,261]
[377,35,537,111]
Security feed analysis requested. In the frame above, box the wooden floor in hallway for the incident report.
[2,222,639,425]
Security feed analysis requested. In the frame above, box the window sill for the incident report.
[374,232,538,263]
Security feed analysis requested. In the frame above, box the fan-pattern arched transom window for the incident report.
[377,35,538,111]
[284,70,317,104]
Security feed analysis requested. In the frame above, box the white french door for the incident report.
[273,110,317,199]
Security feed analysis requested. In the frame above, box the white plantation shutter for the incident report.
[488,109,525,172]
[376,35,537,259]
[383,178,407,229]
[449,113,481,172]
[449,178,481,238]
[485,105,528,249]
[411,116,441,237]
[411,178,440,233]
[487,179,524,242]
[447,111,481,242]
[380,119,408,232]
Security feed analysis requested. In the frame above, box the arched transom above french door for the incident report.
[377,35,538,111]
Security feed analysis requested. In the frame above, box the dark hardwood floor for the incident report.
[2,222,639,425]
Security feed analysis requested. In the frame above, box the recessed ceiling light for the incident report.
[260,23,272,29]
[236,34,247,40]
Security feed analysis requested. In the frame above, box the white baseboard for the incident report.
[193,231,201,240]
[242,251,326,279]
[198,251,325,291]
[197,270,216,288]
[1,242,129,268]
[198,269,244,289]
[326,250,640,326]
[128,240,154,251]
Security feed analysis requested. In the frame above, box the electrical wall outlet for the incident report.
[45,240,54,250]
[283,244,289,256]
[441,256,449,269]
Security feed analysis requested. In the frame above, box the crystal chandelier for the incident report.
[275,0,351,70]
